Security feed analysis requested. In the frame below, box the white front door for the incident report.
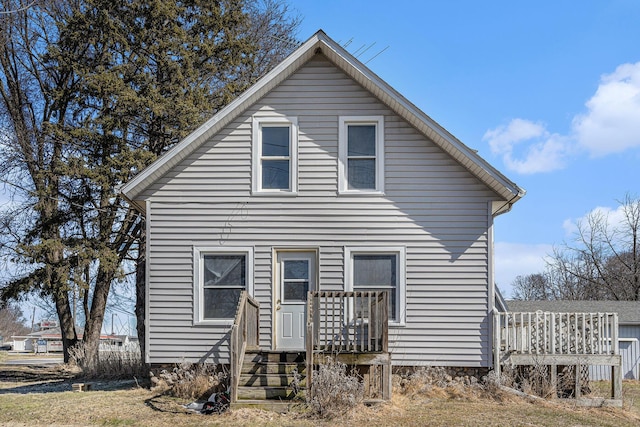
[275,251,316,350]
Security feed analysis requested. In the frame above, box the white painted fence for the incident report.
[496,311,619,356]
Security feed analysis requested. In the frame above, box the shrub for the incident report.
[68,341,145,379]
[308,357,364,419]
[150,361,227,400]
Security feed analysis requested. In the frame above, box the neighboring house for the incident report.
[11,323,137,354]
[506,300,640,380]
[121,30,524,374]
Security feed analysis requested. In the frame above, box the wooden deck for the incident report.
[229,290,391,407]
[494,311,622,402]
[306,291,391,401]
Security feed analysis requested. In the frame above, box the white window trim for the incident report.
[252,116,298,194]
[193,246,254,326]
[344,246,406,326]
[338,116,385,195]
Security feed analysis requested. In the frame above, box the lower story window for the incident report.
[203,254,245,319]
[194,247,253,324]
[353,254,397,320]
[346,247,406,325]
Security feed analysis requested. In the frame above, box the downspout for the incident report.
[487,201,497,369]
[488,191,522,370]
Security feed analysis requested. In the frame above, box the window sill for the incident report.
[389,321,406,328]
[338,189,385,196]
[352,319,405,327]
[193,319,235,327]
[251,190,298,197]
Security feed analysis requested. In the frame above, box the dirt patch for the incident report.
[0,363,77,383]
[0,361,138,395]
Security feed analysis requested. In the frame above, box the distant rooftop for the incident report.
[505,300,640,325]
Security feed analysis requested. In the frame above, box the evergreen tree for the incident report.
[0,0,299,365]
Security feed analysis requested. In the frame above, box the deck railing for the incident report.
[230,291,260,403]
[306,290,389,353]
[306,290,391,401]
[495,311,619,356]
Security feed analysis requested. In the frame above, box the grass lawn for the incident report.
[1,358,639,427]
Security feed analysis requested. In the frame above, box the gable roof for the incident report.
[121,30,525,210]
[505,300,640,325]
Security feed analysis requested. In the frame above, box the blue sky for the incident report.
[293,0,640,297]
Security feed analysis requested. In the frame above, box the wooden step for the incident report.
[235,350,307,404]
[243,350,305,364]
[241,361,306,375]
[238,373,306,388]
[231,399,303,413]
[236,386,305,400]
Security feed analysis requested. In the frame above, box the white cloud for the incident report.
[573,62,640,156]
[482,119,571,174]
[485,61,640,174]
[494,242,553,298]
[562,203,629,237]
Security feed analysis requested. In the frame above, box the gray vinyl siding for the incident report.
[589,325,640,380]
[144,56,502,366]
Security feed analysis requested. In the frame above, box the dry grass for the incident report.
[0,361,639,426]
[151,361,227,400]
[308,357,364,418]
[69,342,145,380]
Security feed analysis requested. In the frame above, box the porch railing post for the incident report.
[493,311,500,374]
[306,291,314,400]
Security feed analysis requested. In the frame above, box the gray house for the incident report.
[507,300,640,380]
[121,30,524,392]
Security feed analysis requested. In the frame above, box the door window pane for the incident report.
[283,260,309,302]
[283,281,309,301]
[284,260,309,280]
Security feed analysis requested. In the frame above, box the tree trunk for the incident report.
[82,267,114,369]
[136,226,147,368]
[53,287,78,364]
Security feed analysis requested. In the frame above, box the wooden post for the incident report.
[382,355,392,400]
[381,291,388,353]
[611,313,622,401]
[550,313,555,355]
[306,291,314,401]
[612,364,622,400]
[493,311,501,377]
[549,365,557,398]
[574,363,581,399]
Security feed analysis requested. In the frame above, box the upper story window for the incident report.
[252,116,298,194]
[339,116,384,194]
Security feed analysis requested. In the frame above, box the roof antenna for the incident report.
[352,43,367,56]
[269,35,302,48]
[356,42,376,58]
[364,46,390,65]
[340,37,390,64]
